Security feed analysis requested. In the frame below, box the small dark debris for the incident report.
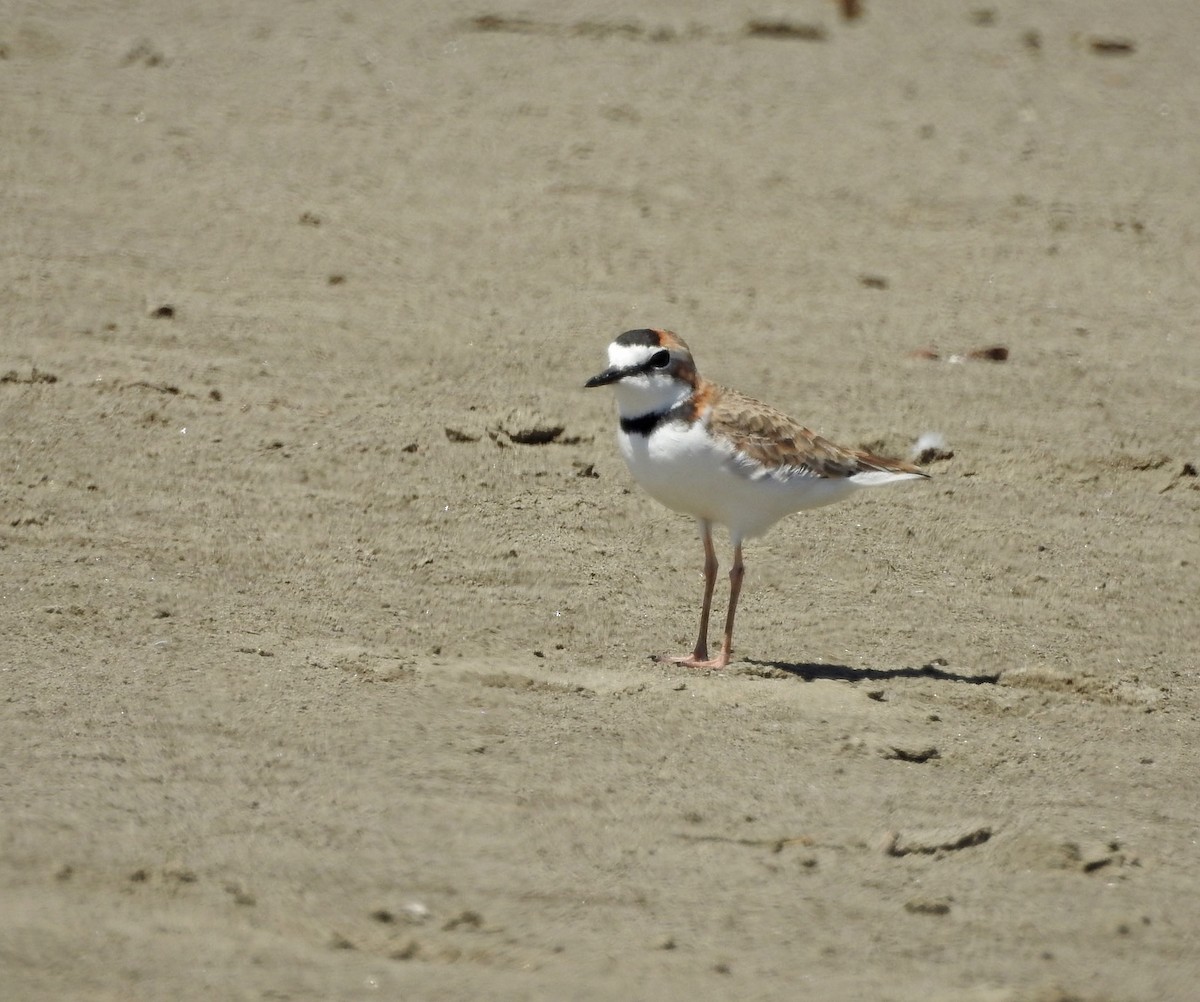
[445,427,480,443]
[859,273,889,290]
[327,274,346,285]
[838,0,863,21]
[128,380,181,395]
[882,745,941,763]
[916,445,954,465]
[1,368,58,385]
[1158,461,1198,494]
[507,425,564,445]
[150,304,175,319]
[401,442,420,453]
[575,461,600,478]
[329,932,355,950]
[370,908,395,924]
[885,825,991,856]
[121,40,168,67]
[153,609,171,619]
[470,14,539,33]
[1065,840,1128,873]
[1090,37,1136,55]
[967,345,1009,361]
[1022,29,1042,51]
[208,388,222,401]
[442,910,484,931]
[391,940,420,960]
[866,689,887,702]
[299,211,322,226]
[489,419,581,446]
[571,21,647,41]
[905,897,952,915]
[745,20,826,41]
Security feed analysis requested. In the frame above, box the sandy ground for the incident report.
[3,1,1200,999]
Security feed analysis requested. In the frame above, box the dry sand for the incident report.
[3,1,1200,999]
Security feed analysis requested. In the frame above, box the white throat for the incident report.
[612,373,692,420]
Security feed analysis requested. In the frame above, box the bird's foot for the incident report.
[658,651,731,670]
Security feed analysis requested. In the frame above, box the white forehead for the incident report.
[608,340,656,369]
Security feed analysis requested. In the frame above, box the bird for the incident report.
[585,327,929,669]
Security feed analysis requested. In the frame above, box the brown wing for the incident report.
[707,387,927,480]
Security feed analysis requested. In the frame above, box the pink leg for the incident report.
[663,523,739,669]
[711,541,745,669]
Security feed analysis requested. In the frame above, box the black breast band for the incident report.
[624,410,681,436]
[621,410,672,436]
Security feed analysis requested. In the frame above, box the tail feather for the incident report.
[851,449,931,479]
[849,468,928,487]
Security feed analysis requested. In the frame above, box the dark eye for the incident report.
[649,350,670,368]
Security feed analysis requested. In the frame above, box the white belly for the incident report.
[618,420,861,540]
